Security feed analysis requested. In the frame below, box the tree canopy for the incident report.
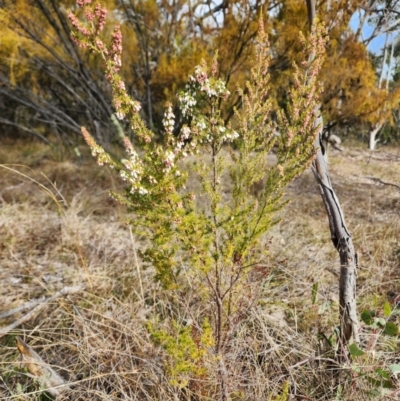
[1,0,400,147]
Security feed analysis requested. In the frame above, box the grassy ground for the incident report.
[0,140,399,400]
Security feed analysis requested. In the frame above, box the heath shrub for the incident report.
[70,1,326,395]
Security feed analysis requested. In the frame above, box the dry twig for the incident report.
[0,285,85,338]
[0,297,46,319]
[365,175,400,189]
[16,336,69,397]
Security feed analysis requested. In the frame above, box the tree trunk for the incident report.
[311,131,360,347]
[378,33,389,89]
[305,0,360,350]
[369,32,393,151]
[386,35,395,92]
[369,121,384,150]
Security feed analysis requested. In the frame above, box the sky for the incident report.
[349,10,397,55]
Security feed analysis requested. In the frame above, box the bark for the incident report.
[16,337,69,397]
[312,134,360,346]
[369,33,394,151]
[369,121,384,150]
[378,33,389,89]
[386,35,395,91]
[305,0,360,348]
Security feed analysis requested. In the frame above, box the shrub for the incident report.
[70,2,326,397]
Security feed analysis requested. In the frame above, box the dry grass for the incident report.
[1,141,400,400]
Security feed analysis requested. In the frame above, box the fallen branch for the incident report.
[16,336,69,397]
[0,285,85,338]
[0,297,46,319]
[365,175,400,189]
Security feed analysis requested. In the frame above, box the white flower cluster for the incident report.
[163,150,175,173]
[118,81,126,91]
[149,175,158,184]
[116,111,125,120]
[213,79,230,98]
[174,125,198,157]
[175,63,239,149]
[161,106,191,172]
[179,65,230,118]
[178,90,197,117]
[92,145,113,166]
[181,125,191,140]
[120,137,148,195]
[193,121,239,145]
[163,105,175,135]
[131,100,141,112]
[195,117,207,131]
[220,128,239,143]
[190,65,230,99]
[113,54,121,67]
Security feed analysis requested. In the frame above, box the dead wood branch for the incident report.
[16,336,69,397]
[0,285,85,338]
[365,175,400,189]
[0,297,46,319]
[306,0,360,351]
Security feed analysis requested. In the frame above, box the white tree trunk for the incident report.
[378,33,389,89]
[369,121,384,150]
[386,35,395,92]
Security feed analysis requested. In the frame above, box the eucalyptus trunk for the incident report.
[369,121,384,151]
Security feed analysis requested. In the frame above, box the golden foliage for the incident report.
[1,0,400,137]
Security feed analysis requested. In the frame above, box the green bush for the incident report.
[70,2,326,395]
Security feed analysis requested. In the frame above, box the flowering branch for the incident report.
[69,1,150,144]
[276,21,327,177]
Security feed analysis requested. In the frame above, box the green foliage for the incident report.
[350,363,395,396]
[349,343,365,357]
[311,281,318,305]
[361,303,399,337]
[384,322,399,336]
[384,300,392,318]
[269,381,289,401]
[148,318,215,387]
[346,301,400,396]
[71,2,327,391]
